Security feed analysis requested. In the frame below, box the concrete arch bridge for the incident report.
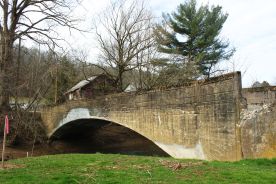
[40,72,243,161]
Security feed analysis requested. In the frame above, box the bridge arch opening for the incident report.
[49,118,169,157]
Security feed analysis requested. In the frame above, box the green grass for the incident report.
[0,154,275,184]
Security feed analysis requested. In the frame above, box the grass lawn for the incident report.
[0,154,275,184]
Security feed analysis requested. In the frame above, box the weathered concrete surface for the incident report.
[241,86,276,158]
[40,72,242,161]
[242,86,276,105]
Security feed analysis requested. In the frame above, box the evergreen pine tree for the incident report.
[154,0,235,77]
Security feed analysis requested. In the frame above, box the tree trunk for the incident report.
[118,67,124,92]
[0,32,14,111]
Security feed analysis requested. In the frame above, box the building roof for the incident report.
[65,76,98,94]
[124,84,137,92]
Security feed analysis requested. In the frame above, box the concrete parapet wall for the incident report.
[242,86,276,105]
[41,72,242,161]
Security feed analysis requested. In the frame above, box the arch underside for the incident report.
[49,118,169,157]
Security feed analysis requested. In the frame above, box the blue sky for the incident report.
[70,0,276,87]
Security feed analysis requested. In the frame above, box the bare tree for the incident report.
[0,0,81,110]
[95,0,154,91]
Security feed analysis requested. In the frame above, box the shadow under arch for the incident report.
[49,118,169,157]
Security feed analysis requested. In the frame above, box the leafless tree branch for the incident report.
[95,0,155,90]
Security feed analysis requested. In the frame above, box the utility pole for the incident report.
[1,121,7,168]
[1,115,9,168]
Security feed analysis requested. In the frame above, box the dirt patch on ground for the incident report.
[1,144,57,161]
[159,160,205,171]
[0,163,25,170]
